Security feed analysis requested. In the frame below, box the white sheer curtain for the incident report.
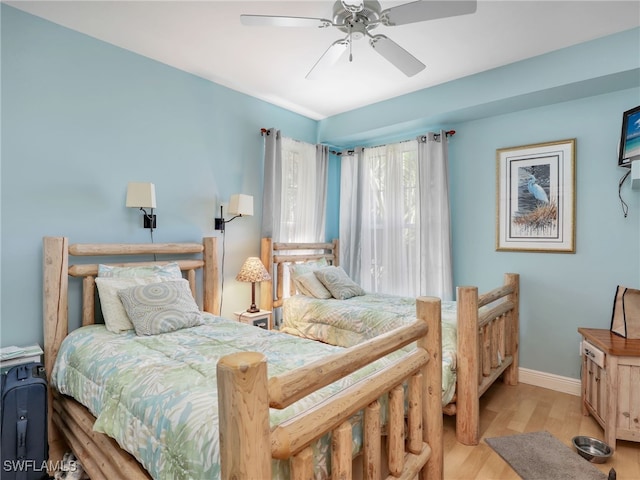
[261,130,328,243]
[418,132,453,300]
[279,137,328,242]
[340,131,453,300]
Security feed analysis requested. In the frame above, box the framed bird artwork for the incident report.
[496,139,576,253]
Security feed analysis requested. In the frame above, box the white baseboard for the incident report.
[518,367,581,397]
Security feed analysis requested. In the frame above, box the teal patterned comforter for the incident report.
[281,293,458,405]
[51,314,409,480]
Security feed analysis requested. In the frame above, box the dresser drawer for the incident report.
[582,340,605,368]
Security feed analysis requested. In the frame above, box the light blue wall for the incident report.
[448,90,640,379]
[317,28,640,379]
[1,5,317,345]
[2,5,639,381]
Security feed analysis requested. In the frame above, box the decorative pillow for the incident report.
[98,262,182,279]
[295,271,332,299]
[289,258,328,294]
[314,266,365,300]
[117,279,203,336]
[95,275,177,333]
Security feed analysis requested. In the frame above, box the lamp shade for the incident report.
[236,257,271,283]
[126,182,157,208]
[228,194,253,216]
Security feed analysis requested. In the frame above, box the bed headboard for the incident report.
[260,237,339,312]
[42,236,219,381]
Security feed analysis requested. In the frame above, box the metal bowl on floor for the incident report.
[572,436,613,463]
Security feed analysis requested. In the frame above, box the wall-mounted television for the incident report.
[619,105,640,167]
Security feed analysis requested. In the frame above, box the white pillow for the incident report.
[295,271,332,299]
[289,259,328,295]
[117,279,203,336]
[96,275,178,333]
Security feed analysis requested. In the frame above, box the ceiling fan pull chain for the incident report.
[348,22,353,62]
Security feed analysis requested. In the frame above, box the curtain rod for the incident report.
[259,128,456,156]
[329,130,456,156]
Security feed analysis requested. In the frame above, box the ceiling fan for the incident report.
[240,0,477,79]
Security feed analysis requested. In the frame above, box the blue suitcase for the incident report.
[1,362,49,480]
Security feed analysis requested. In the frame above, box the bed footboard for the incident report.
[454,273,520,445]
[218,296,444,480]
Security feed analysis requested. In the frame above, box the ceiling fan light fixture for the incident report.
[348,19,368,40]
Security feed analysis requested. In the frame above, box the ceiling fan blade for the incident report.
[370,35,425,77]
[240,14,331,28]
[306,39,350,80]
[382,0,477,26]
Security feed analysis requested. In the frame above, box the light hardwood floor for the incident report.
[50,381,639,479]
[444,382,640,479]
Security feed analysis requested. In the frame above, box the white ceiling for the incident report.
[6,0,640,120]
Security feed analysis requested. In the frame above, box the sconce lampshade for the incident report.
[126,182,157,209]
[228,194,253,216]
[236,257,271,313]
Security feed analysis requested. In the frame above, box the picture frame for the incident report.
[618,105,640,167]
[496,139,576,253]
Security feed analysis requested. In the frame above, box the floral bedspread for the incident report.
[281,293,458,405]
[51,315,407,480]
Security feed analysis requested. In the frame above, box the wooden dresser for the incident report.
[578,328,640,450]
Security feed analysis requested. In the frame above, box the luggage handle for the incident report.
[16,364,29,381]
[16,384,28,460]
[17,416,27,458]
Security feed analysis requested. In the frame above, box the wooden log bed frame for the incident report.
[43,236,444,480]
[260,238,520,446]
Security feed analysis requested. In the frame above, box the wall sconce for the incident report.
[126,182,157,230]
[215,194,253,232]
[236,257,271,313]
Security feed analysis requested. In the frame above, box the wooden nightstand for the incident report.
[578,328,640,450]
[234,310,272,330]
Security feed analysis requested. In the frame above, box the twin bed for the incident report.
[43,236,444,480]
[259,238,520,446]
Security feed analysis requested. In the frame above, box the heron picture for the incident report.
[496,139,576,253]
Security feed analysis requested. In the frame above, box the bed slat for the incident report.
[363,401,381,480]
[290,447,313,480]
[407,373,423,454]
[331,422,352,479]
[388,385,405,476]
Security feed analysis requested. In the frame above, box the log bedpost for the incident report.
[43,236,69,463]
[202,236,220,315]
[217,352,271,480]
[417,296,443,480]
[503,273,520,385]
[456,285,480,446]
[260,237,273,312]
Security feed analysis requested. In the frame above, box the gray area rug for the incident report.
[485,431,607,480]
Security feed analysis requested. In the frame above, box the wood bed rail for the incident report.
[217,296,444,480]
[268,320,428,408]
[455,272,519,445]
